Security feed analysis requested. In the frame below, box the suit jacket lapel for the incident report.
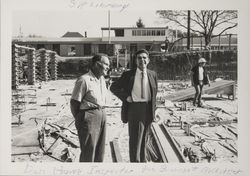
[147,70,155,92]
[128,69,136,93]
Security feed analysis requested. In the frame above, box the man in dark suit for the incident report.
[110,49,158,162]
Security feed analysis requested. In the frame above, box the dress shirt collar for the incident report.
[89,70,101,81]
[136,68,147,75]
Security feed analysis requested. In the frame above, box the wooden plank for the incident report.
[61,93,72,96]
[151,123,180,162]
[222,125,238,137]
[54,132,79,148]
[215,132,233,140]
[40,103,56,106]
[218,142,238,156]
[48,123,78,135]
[45,136,61,154]
[161,124,186,162]
[208,120,233,126]
[165,80,235,102]
[151,124,167,162]
[227,127,238,137]
[110,139,123,162]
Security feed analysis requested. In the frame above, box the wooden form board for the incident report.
[151,123,181,162]
[165,80,236,102]
[110,140,123,162]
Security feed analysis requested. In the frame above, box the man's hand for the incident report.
[126,96,133,103]
[70,99,80,118]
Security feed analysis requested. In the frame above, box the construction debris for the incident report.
[218,141,238,156]
[11,79,238,163]
[61,147,75,162]
[183,147,199,163]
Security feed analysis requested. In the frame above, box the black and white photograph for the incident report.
[1,0,250,175]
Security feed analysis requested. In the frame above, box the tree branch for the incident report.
[155,10,237,44]
[213,24,238,37]
[191,11,204,29]
[214,17,237,27]
[208,11,219,37]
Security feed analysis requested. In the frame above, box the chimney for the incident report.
[85,31,87,38]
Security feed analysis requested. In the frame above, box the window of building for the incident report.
[84,44,91,56]
[160,30,165,36]
[146,30,152,36]
[115,29,124,37]
[132,30,136,36]
[132,29,166,36]
[37,44,45,49]
[99,44,106,53]
[68,46,76,56]
[156,30,161,36]
[137,30,142,36]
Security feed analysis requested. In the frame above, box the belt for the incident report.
[80,106,105,111]
[131,101,152,104]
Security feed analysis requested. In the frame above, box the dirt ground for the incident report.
[11,79,238,163]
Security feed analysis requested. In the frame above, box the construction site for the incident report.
[11,41,238,163]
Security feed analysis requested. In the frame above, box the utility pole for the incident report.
[19,24,23,38]
[187,10,191,50]
[175,29,178,40]
[108,10,111,44]
[229,34,232,50]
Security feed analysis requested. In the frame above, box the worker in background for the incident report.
[191,57,210,107]
[70,54,110,162]
[110,49,158,162]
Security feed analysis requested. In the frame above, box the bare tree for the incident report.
[156,10,237,48]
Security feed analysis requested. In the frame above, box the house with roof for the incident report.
[12,28,237,60]
[12,27,171,57]
[61,32,84,38]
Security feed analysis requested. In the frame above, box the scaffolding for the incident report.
[12,89,26,116]
[12,44,58,89]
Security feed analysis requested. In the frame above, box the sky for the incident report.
[12,10,237,38]
[12,10,167,38]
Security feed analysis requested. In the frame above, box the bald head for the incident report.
[91,54,110,78]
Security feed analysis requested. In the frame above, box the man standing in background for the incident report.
[110,49,158,162]
[191,57,210,107]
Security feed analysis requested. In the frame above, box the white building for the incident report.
[13,27,172,57]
